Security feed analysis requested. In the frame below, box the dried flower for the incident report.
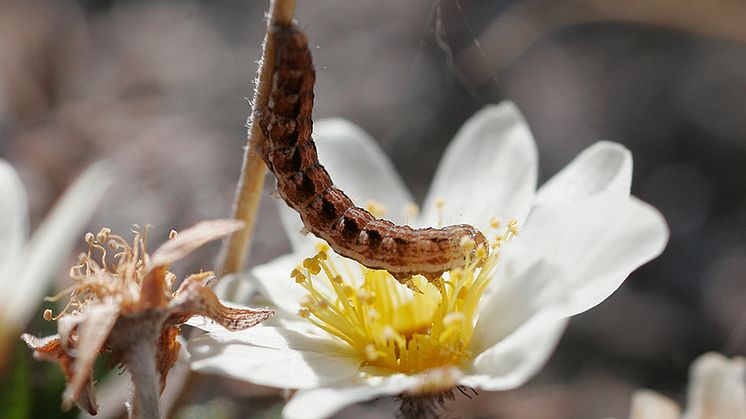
[22,219,273,416]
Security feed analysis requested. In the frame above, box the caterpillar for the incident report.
[257,23,487,281]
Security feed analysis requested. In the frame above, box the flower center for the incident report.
[44,226,177,320]
[292,215,518,374]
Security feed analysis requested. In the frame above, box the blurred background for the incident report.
[0,0,744,418]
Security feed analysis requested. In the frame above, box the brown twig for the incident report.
[219,0,297,281]
[167,2,297,417]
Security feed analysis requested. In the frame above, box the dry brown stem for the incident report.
[168,2,297,416]
[219,0,297,282]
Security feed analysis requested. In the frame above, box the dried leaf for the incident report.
[156,325,181,392]
[139,266,171,310]
[21,333,98,414]
[21,333,63,356]
[64,301,118,411]
[149,219,244,269]
[170,280,273,331]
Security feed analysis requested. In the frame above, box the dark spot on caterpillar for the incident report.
[257,23,488,282]
[299,172,316,196]
[341,217,359,241]
[271,140,317,175]
[291,147,303,171]
[365,229,382,248]
[321,198,336,222]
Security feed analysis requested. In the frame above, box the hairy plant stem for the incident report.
[168,2,297,417]
[110,310,166,419]
[219,0,297,283]
[126,339,161,418]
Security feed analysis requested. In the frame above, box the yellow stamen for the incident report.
[365,201,388,219]
[291,268,306,284]
[293,219,518,374]
[507,218,519,236]
[435,198,445,227]
[405,203,420,223]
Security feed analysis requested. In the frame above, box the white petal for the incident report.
[508,196,669,317]
[535,141,632,207]
[277,118,414,255]
[0,159,28,273]
[252,251,363,318]
[5,162,112,330]
[284,374,418,419]
[189,313,321,339]
[470,260,566,353]
[629,390,681,419]
[252,254,308,316]
[683,353,746,419]
[462,309,567,391]
[420,102,538,230]
[188,325,360,389]
[213,272,256,304]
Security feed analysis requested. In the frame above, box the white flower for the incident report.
[627,352,745,419]
[0,159,111,362]
[187,102,669,419]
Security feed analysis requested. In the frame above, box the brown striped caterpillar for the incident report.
[257,23,487,281]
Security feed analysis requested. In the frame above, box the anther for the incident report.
[460,236,476,252]
[342,285,355,298]
[506,218,519,237]
[291,268,307,283]
[435,198,446,227]
[96,228,111,243]
[299,295,314,308]
[365,344,379,361]
[314,242,330,253]
[382,325,397,341]
[357,289,374,304]
[297,307,311,318]
[443,312,465,327]
[365,200,388,218]
[405,203,420,219]
[367,308,380,321]
[303,257,321,275]
[475,244,488,261]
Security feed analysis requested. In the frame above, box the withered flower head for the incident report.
[22,219,273,416]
